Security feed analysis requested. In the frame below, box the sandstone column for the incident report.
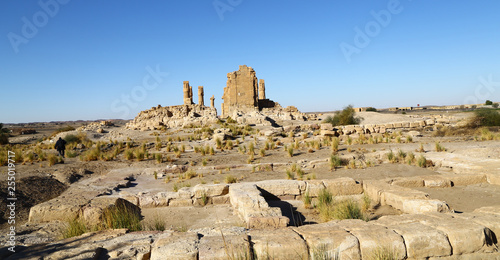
[210,95,215,108]
[183,81,193,105]
[198,86,204,106]
[259,79,266,100]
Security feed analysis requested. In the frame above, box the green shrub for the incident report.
[435,142,446,152]
[323,105,363,126]
[0,123,9,145]
[125,149,134,160]
[225,175,237,184]
[468,109,500,127]
[62,217,88,239]
[101,200,141,231]
[332,200,365,221]
[485,100,493,105]
[366,107,377,112]
[64,134,80,144]
[330,154,342,170]
[417,155,427,168]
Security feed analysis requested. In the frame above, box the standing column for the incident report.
[210,95,215,108]
[198,86,204,106]
[183,81,193,105]
[258,79,266,100]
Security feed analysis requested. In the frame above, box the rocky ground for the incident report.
[1,110,499,259]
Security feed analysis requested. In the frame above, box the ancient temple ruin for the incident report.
[128,65,307,130]
[221,65,278,117]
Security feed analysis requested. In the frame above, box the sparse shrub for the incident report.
[386,150,396,163]
[346,136,353,145]
[435,142,446,152]
[287,147,294,157]
[47,153,58,166]
[296,168,305,179]
[101,200,141,231]
[62,217,88,239]
[202,157,207,166]
[259,148,266,157]
[362,193,371,212]
[225,175,237,184]
[332,200,365,221]
[368,246,400,260]
[406,136,413,143]
[200,192,209,206]
[153,171,158,180]
[395,136,401,143]
[331,137,339,153]
[468,108,500,127]
[216,138,222,149]
[397,149,406,160]
[323,105,363,126]
[417,155,427,168]
[125,149,134,160]
[348,160,356,169]
[418,143,425,153]
[407,152,415,165]
[155,153,162,163]
[303,191,312,209]
[134,149,145,161]
[248,142,255,155]
[330,154,342,170]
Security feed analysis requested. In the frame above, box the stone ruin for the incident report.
[127,65,310,130]
[126,81,217,130]
[221,65,308,125]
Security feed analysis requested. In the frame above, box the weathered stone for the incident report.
[210,95,215,109]
[198,86,204,106]
[293,222,361,260]
[255,180,304,197]
[258,79,266,100]
[247,216,289,229]
[423,176,452,188]
[211,194,230,204]
[169,198,193,207]
[199,234,250,260]
[443,174,487,186]
[222,65,259,117]
[183,81,193,105]
[250,229,308,260]
[82,197,141,226]
[151,232,199,260]
[336,220,406,259]
[193,184,229,198]
[391,177,425,188]
[402,199,451,214]
[388,222,452,259]
[473,205,500,216]
[305,180,326,197]
[322,177,363,196]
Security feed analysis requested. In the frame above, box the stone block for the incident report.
[293,222,361,260]
[151,232,199,260]
[305,180,326,197]
[199,234,250,260]
[247,216,289,229]
[391,177,424,188]
[336,220,406,259]
[255,180,304,197]
[322,177,363,196]
[193,184,229,198]
[402,199,450,214]
[168,199,193,207]
[388,222,452,259]
[423,176,452,188]
[82,197,141,226]
[211,195,230,204]
[250,229,308,260]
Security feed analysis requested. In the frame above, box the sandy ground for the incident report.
[1,110,499,236]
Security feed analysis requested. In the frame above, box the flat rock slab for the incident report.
[199,234,250,260]
[249,228,308,260]
[293,222,361,260]
[151,231,199,260]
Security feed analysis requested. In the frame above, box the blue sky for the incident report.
[1,0,500,123]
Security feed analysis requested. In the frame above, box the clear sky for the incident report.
[1,0,500,123]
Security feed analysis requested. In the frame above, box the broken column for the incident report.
[259,79,266,100]
[198,86,204,106]
[183,81,193,105]
[210,95,215,109]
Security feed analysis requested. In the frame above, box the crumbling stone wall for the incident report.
[221,65,259,117]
